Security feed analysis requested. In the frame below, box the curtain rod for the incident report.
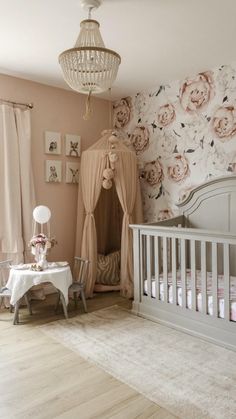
[0,98,34,109]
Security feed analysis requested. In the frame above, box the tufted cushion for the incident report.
[96,250,120,285]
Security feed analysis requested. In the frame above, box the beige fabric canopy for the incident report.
[75,129,143,299]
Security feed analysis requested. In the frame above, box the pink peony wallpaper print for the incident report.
[113,63,236,222]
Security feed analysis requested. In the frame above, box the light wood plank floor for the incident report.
[0,292,178,419]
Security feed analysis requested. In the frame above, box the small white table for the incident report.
[6,264,73,324]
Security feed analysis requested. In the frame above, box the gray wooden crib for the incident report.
[130,175,236,351]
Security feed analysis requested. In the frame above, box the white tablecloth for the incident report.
[6,265,73,305]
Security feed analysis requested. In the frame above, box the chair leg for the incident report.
[73,291,78,308]
[24,293,32,315]
[55,291,60,313]
[13,300,20,325]
[59,292,68,319]
[80,289,88,313]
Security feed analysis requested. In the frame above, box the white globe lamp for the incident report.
[32,205,51,237]
[33,206,51,224]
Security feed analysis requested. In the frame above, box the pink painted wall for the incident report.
[0,73,110,265]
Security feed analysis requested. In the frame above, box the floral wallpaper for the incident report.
[113,63,236,222]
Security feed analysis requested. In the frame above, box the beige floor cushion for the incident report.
[96,250,120,286]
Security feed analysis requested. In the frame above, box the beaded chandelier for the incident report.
[59,0,121,118]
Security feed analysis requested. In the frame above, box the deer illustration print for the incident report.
[69,168,79,183]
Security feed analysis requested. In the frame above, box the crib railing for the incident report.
[131,223,236,322]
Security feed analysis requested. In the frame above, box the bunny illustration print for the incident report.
[49,165,58,182]
[46,160,62,183]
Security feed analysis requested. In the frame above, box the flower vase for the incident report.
[38,252,48,270]
[31,245,38,262]
[31,245,48,269]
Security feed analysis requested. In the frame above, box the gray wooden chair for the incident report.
[0,260,14,313]
[55,257,89,314]
[0,259,32,324]
[69,257,90,312]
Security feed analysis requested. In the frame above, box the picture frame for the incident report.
[65,134,81,157]
[45,131,61,155]
[45,160,62,183]
[65,162,80,184]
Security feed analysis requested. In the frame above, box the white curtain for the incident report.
[0,104,36,265]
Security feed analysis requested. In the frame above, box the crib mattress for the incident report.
[143,269,236,321]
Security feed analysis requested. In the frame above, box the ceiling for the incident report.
[0,0,236,101]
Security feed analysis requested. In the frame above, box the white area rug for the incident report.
[40,305,236,419]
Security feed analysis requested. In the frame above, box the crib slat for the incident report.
[140,234,144,297]
[223,243,230,321]
[146,235,152,298]
[212,242,218,318]
[167,238,171,273]
[133,229,141,303]
[171,238,177,305]
[190,240,196,311]
[201,241,207,315]
[163,237,168,302]
[181,238,186,308]
[154,236,160,300]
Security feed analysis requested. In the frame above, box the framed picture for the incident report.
[45,131,61,155]
[45,160,62,183]
[66,162,80,184]
[65,134,81,157]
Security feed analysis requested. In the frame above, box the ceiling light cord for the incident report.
[88,7,93,19]
[109,88,112,129]
[83,90,92,120]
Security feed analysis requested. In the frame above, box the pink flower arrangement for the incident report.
[29,233,57,250]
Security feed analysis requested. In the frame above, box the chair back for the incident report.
[73,257,90,286]
[0,259,12,289]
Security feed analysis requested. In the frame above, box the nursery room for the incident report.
[0,0,236,418]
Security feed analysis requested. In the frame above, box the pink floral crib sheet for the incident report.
[143,269,236,321]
